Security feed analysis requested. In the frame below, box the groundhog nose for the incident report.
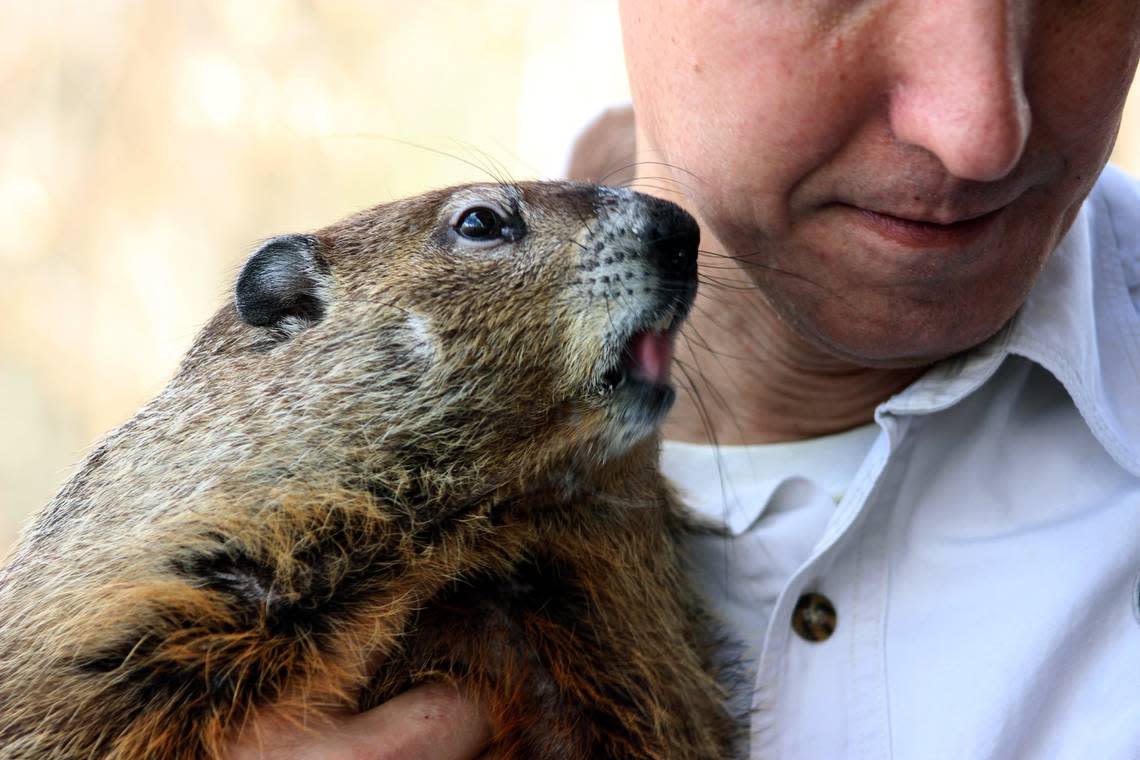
[644,200,700,280]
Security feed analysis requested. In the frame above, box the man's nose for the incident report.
[885,1,1031,182]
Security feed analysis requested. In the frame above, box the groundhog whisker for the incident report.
[672,357,743,456]
[667,365,743,536]
[692,248,784,263]
[674,353,771,568]
[652,280,744,311]
[620,180,696,198]
[695,274,765,291]
[686,284,780,309]
[677,318,751,363]
[565,237,589,253]
[618,177,700,198]
[617,173,692,188]
[693,260,756,271]
[673,332,737,417]
[671,362,715,439]
[597,160,707,187]
[321,133,525,189]
[447,138,521,187]
[701,270,853,308]
[695,248,853,300]
[679,301,801,367]
[620,181,695,199]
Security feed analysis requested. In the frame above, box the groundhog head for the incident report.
[219,182,697,499]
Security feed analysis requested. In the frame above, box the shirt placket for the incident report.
[748,411,915,760]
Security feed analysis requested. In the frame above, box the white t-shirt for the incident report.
[665,165,1140,760]
[662,426,877,669]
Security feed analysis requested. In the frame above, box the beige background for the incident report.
[2,1,1139,553]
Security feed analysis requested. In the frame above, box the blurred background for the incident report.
[2,1,1139,553]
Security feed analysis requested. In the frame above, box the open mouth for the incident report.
[599,311,683,395]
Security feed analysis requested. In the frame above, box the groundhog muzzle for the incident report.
[0,182,741,759]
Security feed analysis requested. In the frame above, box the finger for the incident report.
[337,682,492,760]
[225,683,491,760]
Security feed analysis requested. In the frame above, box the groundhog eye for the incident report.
[455,207,504,240]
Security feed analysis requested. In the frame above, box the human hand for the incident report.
[225,682,492,760]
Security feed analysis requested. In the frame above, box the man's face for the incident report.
[619,1,1140,366]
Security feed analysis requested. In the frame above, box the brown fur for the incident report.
[0,181,740,759]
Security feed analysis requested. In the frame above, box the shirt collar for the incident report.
[882,164,1140,477]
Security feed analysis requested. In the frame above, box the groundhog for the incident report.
[0,181,741,759]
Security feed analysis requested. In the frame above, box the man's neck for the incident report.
[663,267,926,444]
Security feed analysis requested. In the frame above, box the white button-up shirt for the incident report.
[666,165,1140,759]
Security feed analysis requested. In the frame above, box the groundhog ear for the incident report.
[235,234,330,328]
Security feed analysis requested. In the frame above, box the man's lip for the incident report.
[840,204,1005,248]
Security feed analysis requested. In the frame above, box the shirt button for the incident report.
[792,592,837,642]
